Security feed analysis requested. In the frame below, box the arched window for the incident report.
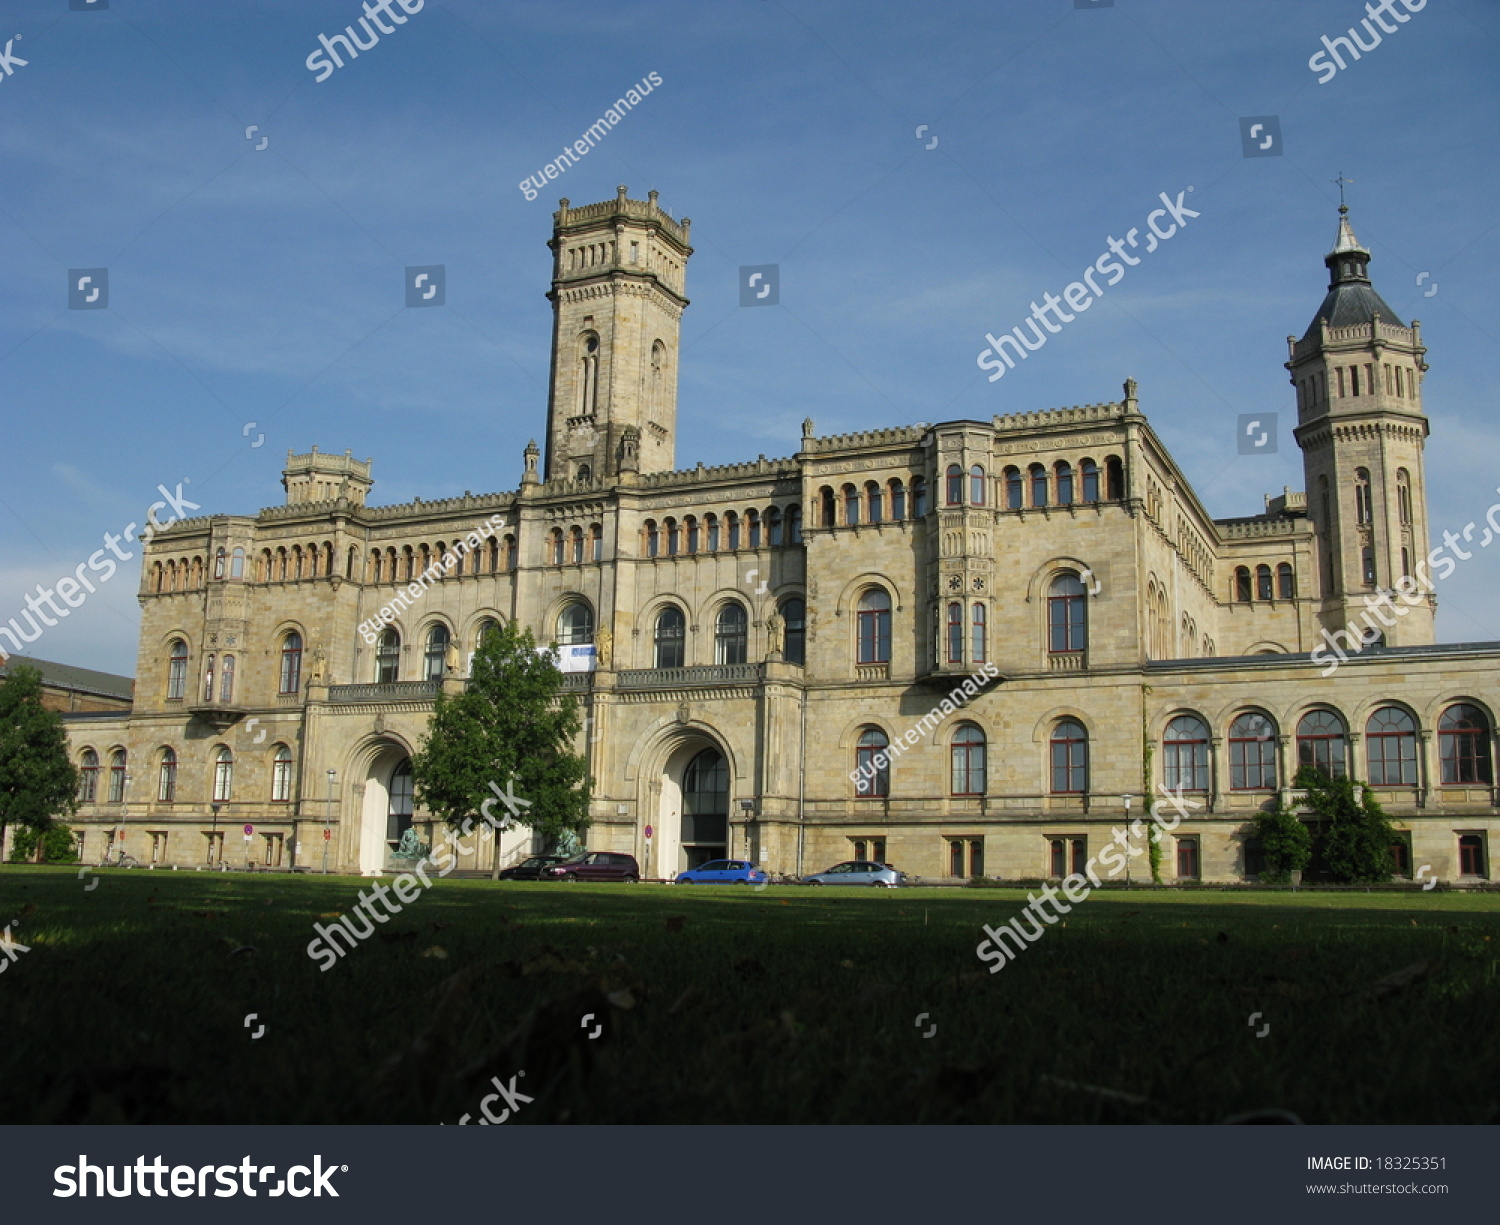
[1256,564,1273,601]
[1055,461,1073,506]
[787,505,802,544]
[551,529,565,565]
[971,601,987,663]
[911,476,928,517]
[1105,455,1125,500]
[865,483,882,524]
[387,759,414,853]
[79,750,99,802]
[952,723,986,797]
[167,639,188,700]
[203,653,216,702]
[474,618,501,653]
[1029,463,1048,507]
[558,602,594,645]
[1050,719,1088,794]
[1004,466,1022,510]
[570,526,584,564]
[946,465,963,506]
[1440,704,1493,785]
[1354,468,1372,525]
[231,546,245,578]
[665,518,680,556]
[780,597,806,666]
[212,747,233,803]
[969,465,986,506]
[424,624,450,680]
[1080,458,1100,503]
[577,332,600,417]
[643,520,659,558]
[1047,574,1087,655]
[857,589,891,664]
[576,463,591,484]
[855,727,889,797]
[820,487,836,527]
[1361,545,1376,588]
[715,602,748,665]
[214,548,226,579]
[843,485,859,526]
[889,480,906,520]
[376,628,401,683]
[946,602,963,664]
[1163,714,1210,792]
[220,654,235,703]
[1396,469,1412,526]
[591,524,603,562]
[654,606,686,669]
[1234,567,1252,603]
[1366,706,1417,785]
[158,748,177,802]
[1228,712,1276,790]
[766,507,783,545]
[686,516,700,553]
[706,514,721,551]
[727,511,741,550]
[504,535,518,570]
[108,749,127,803]
[1277,562,1295,600]
[747,509,762,548]
[1296,709,1347,778]
[271,745,293,802]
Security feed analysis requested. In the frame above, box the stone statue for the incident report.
[766,612,785,658]
[445,640,461,674]
[394,826,430,860]
[309,645,326,683]
[595,626,612,669]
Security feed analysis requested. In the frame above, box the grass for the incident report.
[2,866,1498,1124]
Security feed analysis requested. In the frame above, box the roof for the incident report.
[0,655,135,701]
[1301,207,1406,340]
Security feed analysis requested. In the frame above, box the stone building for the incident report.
[56,190,1498,883]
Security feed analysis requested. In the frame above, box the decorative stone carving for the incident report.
[595,626,612,668]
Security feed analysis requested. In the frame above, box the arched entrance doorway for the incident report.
[654,740,730,877]
[357,745,412,875]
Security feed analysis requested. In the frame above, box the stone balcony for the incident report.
[615,663,764,691]
[328,680,442,704]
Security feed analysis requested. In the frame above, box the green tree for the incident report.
[1248,793,1312,884]
[8,822,79,864]
[1294,765,1395,884]
[0,665,79,863]
[411,620,591,877]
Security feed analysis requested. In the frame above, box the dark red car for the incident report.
[544,851,640,882]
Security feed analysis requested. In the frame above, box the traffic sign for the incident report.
[644,825,654,839]
[243,824,254,835]
[323,829,331,841]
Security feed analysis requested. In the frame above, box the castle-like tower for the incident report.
[543,186,693,482]
[1288,205,1434,644]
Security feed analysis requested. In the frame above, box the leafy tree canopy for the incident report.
[0,666,79,856]
[1294,765,1396,885]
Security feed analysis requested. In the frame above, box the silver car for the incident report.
[802,860,904,887]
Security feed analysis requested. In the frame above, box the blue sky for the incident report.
[2,0,1497,675]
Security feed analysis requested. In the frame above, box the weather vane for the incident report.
[1332,171,1354,210]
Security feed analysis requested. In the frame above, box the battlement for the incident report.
[555,189,690,247]
[635,455,800,489]
[992,401,1127,432]
[802,425,928,454]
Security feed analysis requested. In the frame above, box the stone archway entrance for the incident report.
[654,739,729,878]
[358,743,412,875]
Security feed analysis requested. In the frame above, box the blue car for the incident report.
[675,859,768,885]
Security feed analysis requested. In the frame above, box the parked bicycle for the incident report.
[99,849,140,868]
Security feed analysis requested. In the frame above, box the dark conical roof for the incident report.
[1301,206,1405,341]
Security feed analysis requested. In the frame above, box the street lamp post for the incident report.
[739,799,755,863]
[1122,795,1134,889]
[323,769,337,875]
[210,803,220,866]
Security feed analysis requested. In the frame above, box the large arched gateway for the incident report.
[649,734,734,880]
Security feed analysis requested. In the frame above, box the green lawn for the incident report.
[2,866,1497,1124]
